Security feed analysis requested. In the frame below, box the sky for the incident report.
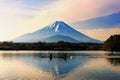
[0,0,120,41]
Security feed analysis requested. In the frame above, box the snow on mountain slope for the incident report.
[13,21,102,43]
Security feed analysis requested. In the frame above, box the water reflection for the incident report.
[0,53,87,80]
[0,51,120,80]
[21,53,87,80]
[107,58,120,66]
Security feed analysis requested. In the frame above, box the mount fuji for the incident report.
[13,21,102,43]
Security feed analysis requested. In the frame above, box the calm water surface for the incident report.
[0,51,120,80]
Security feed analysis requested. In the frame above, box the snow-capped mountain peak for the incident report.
[45,21,74,32]
[13,21,102,43]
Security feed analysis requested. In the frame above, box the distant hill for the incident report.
[42,35,80,43]
[103,34,120,51]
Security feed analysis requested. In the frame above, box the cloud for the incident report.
[0,0,36,41]
[24,0,120,29]
[79,27,120,41]
[36,0,120,23]
[72,12,120,30]
[0,0,120,41]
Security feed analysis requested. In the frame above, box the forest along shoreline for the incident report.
[0,41,102,51]
[0,34,120,51]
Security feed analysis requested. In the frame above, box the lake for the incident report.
[0,51,120,80]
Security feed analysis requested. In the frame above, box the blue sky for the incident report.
[0,0,120,41]
[20,0,57,8]
[22,0,54,5]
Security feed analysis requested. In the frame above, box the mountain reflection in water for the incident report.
[1,53,87,80]
[0,51,120,80]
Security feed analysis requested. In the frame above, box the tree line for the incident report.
[0,41,102,50]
